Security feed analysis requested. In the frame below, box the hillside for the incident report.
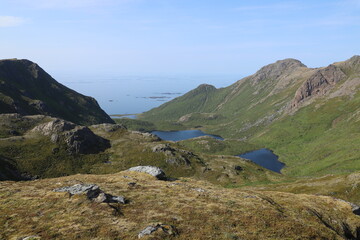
[140,56,360,177]
[0,114,283,186]
[0,59,113,125]
[1,171,360,240]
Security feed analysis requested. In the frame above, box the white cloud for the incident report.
[0,16,26,27]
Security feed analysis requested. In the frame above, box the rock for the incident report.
[234,165,243,171]
[108,195,126,204]
[191,187,206,193]
[128,166,167,180]
[91,123,126,132]
[53,184,126,203]
[291,64,346,108]
[31,119,110,154]
[54,183,100,195]
[31,119,76,136]
[152,144,194,166]
[152,144,173,153]
[63,126,110,154]
[19,236,41,240]
[334,198,360,216]
[32,119,111,154]
[138,224,178,238]
[251,58,306,85]
[130,131,161,141]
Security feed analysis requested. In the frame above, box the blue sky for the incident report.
[1,0,360,76]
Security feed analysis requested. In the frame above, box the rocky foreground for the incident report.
[1,170,359,240]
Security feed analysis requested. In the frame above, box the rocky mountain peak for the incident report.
[196,84,216,91]
[251,58,307,84]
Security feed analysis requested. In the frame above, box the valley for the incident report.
[1,56,360,239]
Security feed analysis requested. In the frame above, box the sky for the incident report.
[1,0,360,114]
[1,0,359,76]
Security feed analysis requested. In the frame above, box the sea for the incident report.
[54,73,240,115]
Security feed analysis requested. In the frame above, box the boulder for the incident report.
[32,119,111,154]
[91,123,126,132]
[63,126,110,154]
[53,184,126,203]
[128,166,167,180]
[138,223,178,239]
[31,119,76,136]
[234,165,243,171]
[152,144,173,153]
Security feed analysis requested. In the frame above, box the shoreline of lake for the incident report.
[150,129,285,173]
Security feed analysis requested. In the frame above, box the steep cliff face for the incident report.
[0,59,114,125]
[291,64,347,108]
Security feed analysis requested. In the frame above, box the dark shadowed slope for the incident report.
[0,59,114,125]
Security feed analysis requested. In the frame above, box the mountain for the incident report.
[140,56,360,177]
[0,59,114,125]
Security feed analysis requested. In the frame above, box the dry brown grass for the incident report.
[1,171,359,239]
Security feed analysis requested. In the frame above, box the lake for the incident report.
[238,148,284,173]
[151,130,284,173]
[151,130,223,141]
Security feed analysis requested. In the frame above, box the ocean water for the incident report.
[54,73,240,115]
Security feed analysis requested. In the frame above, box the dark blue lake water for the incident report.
[238,148,284,173]
[151,130,223,141]
[151,130,284,173]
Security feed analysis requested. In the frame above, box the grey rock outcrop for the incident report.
[91,123,126,132]
[251,58,306,85]
[32,119,110,154]
[128,166,167,180]
[53,184,126,203]
[138,224,178,238]
[152,144,173,153]
[152,144,193,166]
[291,64,346,108]
[63,126,110,154]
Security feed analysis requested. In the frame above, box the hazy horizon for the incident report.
[1,0,359,76]
[1,0,359,114]
[54,72,241,114]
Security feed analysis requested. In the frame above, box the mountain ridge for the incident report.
[0,59,114,125]
[140,55,360,177]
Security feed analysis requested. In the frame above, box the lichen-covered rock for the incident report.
[152,144,193,166]
[31,119,76,136]
[32,119,111,154]
[138,223,178,238]
[91,123,126,132]
[53,183,126,203]
[63,126,110,154]
[128,166,167,180]
[152,144,173,153]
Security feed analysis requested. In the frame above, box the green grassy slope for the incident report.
[140,56,360,178]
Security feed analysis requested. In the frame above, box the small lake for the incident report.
[238,148,285,173]
[151,130,223,141]
[151,130,284,173]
